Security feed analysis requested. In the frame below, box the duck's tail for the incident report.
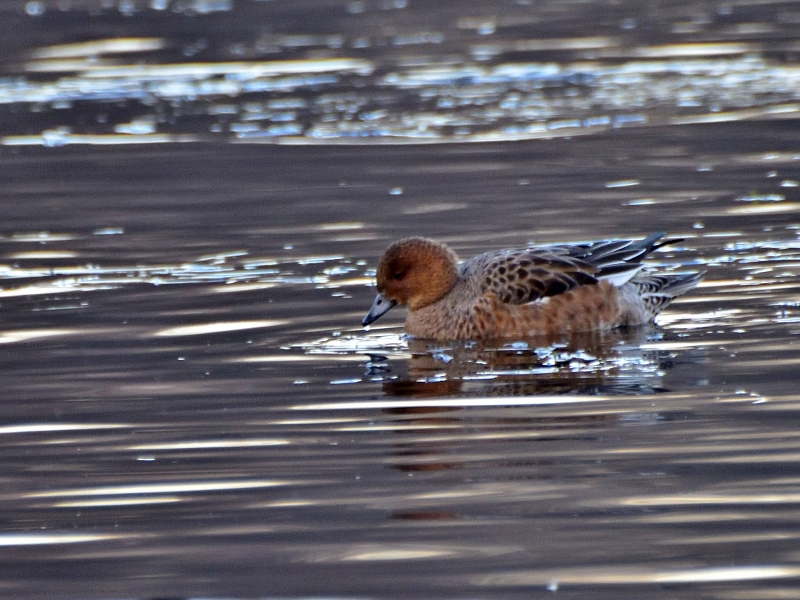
[629,271,705,318]
[577,232,687,286]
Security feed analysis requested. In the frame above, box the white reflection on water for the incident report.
[3,131,199,146]
[0,533,128,546]
[10,251,78,259]
[476,565,800,586]
[291,395,607,411]
[343,547,457,561]
[56,497,182,507]
[239,354,366,363]
[0,423,129,435]
[298,543,519,562]
[27,479,291,498]
[297,331,408,357]
[256,481,568,511]
[0,328,81,343]
[651,309,742,330]
[128,439,289,450]
[6,232,78,242]
[0,242,369,300]
[153,320,288,337]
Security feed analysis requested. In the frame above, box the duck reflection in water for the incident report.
[368,326,696,513]
[379,324,680,399]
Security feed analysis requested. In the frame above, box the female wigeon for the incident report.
[362,233,701,340]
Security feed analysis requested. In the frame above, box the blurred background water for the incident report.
[2,1,800,599]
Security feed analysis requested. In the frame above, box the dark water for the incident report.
[3,2,800,599]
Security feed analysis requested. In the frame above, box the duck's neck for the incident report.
[405,280,474,339]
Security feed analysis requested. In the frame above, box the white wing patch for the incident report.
[598,266,641,287]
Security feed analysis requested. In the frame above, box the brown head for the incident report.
[362,237,459,326]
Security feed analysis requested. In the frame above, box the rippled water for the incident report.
[5,0,800,146]
[3,2,800,599]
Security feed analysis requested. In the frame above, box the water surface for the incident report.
[2,2,800,599]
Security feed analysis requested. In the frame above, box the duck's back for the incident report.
[460,234,670,305]
[461,248,599,305]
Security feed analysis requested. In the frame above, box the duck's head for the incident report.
[362,237,459,326]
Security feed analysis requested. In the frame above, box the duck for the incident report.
[362,232,702,341]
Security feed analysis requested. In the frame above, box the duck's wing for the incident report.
[469,233,674,306]
[468,250,599,305]
[548,232,673,264]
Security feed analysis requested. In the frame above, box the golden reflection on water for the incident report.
[728,202,800,216]
[28,37,165,59]
[622,493,800,507]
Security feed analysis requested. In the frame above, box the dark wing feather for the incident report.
[546,232,673,268]
[468,233,676,306]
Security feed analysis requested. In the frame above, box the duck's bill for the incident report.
[362,294,397,326]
